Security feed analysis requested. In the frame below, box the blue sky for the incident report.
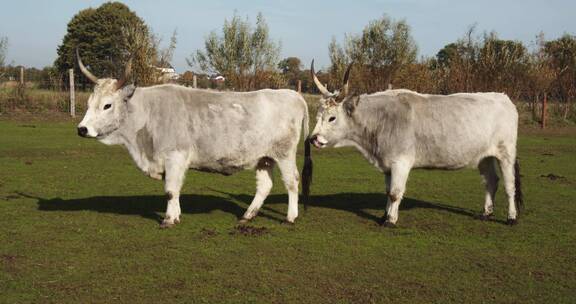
[1,0,574,72]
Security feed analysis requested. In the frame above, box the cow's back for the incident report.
[137,86,307,173]
[355,90,518,170]
[406,92,518,168]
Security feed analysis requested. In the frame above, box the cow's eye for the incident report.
[103,104,112,110]
[328,116,336,122]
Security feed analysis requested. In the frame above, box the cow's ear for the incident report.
[343,96,360,116]
[121,84,136,102]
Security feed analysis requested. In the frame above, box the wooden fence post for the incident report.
[541,92,547,129]
[297,80,302,93]
[17,66,25,99]
[69,69,75,118]
[193,75,197,88]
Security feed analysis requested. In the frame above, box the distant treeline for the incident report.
[324,22,575,111]
[1,3,574,120]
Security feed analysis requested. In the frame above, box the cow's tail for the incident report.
[301,98,313,210]
[514,159,524,214]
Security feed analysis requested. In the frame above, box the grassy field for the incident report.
[0,118,575,303]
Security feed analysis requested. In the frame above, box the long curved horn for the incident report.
[115,57,132,90]
[76,48,99,84]
[310,59,332,97]
[341,62,353,97]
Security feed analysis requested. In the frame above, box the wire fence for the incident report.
[0,66,574,128]
[0,66,308,117]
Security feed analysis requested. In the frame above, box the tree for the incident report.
[328,15,418,93]
[189,12,282,90]
[436,43,459,67]
[434,25,480,93]
[278,57,301,75]
[544,34,576,119]
[155,29,178,68]
[524,33,556,120]
[395,60,438,93]
[54,2,157,86]
[278,57,302,89]
[477,33,529,97]
[0,36,7,78]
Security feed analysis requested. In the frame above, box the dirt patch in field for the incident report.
[530,270,548,282]
[230,225,269,237]
[1,254,20,274]
[540,173,567,181]
[198,228,218,239]
[540,173,566,181]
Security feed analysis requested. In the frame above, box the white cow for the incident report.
[76,50,312,228]
[309,61,523,226]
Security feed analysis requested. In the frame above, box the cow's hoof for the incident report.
[281,219,295,225]
[160,221,175,229]
[381,221,397,228]
[506,218,518,226]
[477,213,494,221]
[378,216,387,225]
[237,218,251,225]
[149,173,163,180]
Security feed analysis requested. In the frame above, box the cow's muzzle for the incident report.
[310,134,327,148]
[77,126,88,137]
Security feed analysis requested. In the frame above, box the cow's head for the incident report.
[309,60,357,148]
[76,49,135,140]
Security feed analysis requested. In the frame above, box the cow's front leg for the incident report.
[382,161,411,227]
[160,151,188,229]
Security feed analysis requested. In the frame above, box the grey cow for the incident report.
[309,61,523,226]
[76,51,312,228]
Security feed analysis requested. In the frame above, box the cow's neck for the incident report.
[344,117,385,171]
[99,107,150,173]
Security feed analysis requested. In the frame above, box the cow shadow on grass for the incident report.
[31,193,248,223]
[27,191,486,225]
[220,191,484,224]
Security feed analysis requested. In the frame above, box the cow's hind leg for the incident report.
[239,159,274,224]
[498,157,519,225]
[382,161,411,227]
[161,151,188,229]
[382,172,392,221]
[277,157,300,224]
[478,157,499,220]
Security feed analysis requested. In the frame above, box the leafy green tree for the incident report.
[54,2,156,86]
[278,57,302,89]
[328,15,417,93]
[436,43,459,68]
[189,12,282,90]
[278,57,301,74]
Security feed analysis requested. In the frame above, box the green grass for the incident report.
[0,119,575,303]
